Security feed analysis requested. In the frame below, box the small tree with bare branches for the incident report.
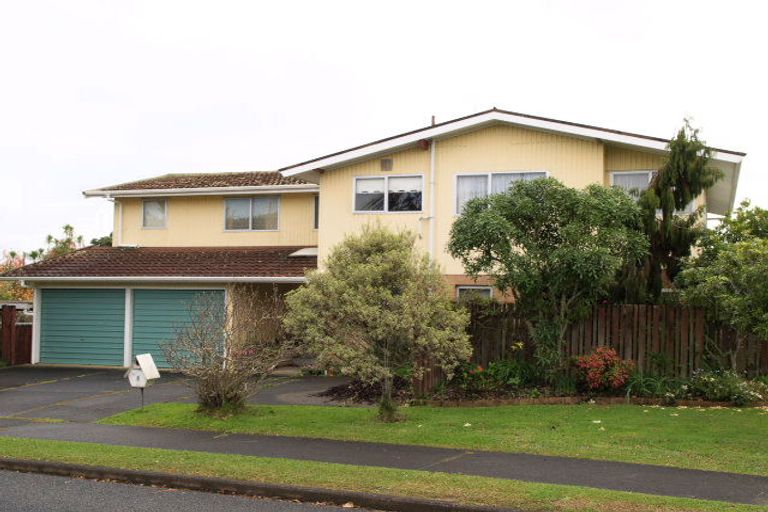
[163,286,297,415]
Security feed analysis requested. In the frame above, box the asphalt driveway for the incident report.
[0,367,191,422]
[0,367,348,423]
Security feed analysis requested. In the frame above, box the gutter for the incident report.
[83,184,320,198]
[0,276,308,284]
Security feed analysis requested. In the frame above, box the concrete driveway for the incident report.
[0,367,348,424]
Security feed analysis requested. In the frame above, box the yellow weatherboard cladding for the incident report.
[317,125,711,274]
[116,194,318,247]
[113,124,712,279]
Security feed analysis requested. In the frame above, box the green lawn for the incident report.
[102,402,768,476]
[0,436,762,512]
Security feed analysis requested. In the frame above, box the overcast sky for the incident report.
[1,0,765,252]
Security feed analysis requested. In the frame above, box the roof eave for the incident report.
[0,276,308,283]
[83,183,319,198]
[279,110,745,178]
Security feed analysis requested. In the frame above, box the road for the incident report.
[0,469,351,512]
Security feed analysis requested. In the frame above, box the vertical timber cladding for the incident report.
[39,289,126,365]
[131,289,225,368]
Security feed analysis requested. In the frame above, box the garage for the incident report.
[4,246,314,368]
[131,289,225,368]
[39,289,126,366]
[38,288,225,368]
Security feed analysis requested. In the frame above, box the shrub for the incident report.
[625,373,689,405]
[163,286,297,415]
[455,358,535,394]
[576,347,634,393]
[688,369,766,406]
[284,227,471,422]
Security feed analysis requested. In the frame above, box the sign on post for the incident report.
[135,353,161,380]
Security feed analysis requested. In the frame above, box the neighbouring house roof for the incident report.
[83,171,318,198]
[278,107,745,215]
[0,246,317,283]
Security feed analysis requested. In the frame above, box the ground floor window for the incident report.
[456,285,493,301]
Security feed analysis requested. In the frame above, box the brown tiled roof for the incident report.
[95,171,309,192]
[3,246,316,279]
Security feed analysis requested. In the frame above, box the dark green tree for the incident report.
[448,178,647,377]
[677,200,768,369]
[90,233,113,247]
[613,121,723,303]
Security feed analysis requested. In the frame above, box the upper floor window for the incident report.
[456,172,546,213]
[610,171,695,214]
[354,175,423,213]
[225,196,280,231]
[611,171,653,199]
[142,199,167,229]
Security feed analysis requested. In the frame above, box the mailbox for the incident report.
[128,368,148,388]
[125,353,161,408]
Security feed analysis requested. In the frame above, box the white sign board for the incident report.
[135,353,161,380]
[128,368,148,388]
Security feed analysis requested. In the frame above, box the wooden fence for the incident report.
[414,304,768,396]
[1,305,32,365]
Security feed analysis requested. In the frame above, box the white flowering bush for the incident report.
[689,369,767,406]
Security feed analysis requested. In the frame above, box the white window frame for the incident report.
[223,196,281,232]
[142,199,167,229]
[609,170,654,188]
[456,285,494,301]
[610,170,697,214]
[454,171,548,214]
[353,174,424,214]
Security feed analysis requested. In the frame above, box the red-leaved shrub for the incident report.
[576,347,634,392]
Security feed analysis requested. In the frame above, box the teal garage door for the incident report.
[132,289,225,368]
[40,289,126,365]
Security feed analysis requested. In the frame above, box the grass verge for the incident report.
[101,402,768,476]
[0,436,763,512]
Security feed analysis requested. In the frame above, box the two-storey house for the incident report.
[3,108,745,367]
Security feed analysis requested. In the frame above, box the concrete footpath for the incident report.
[1,420,767,505]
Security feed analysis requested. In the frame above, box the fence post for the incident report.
[1,305,17,365]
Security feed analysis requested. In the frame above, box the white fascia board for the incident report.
[0,276,307,283]
[83,184,319,198]
[280,111,744,177]
[288,247,319,257]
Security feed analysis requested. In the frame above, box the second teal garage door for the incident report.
[132,289,225,368]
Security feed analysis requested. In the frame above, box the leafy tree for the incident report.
[1,225,85,299]
[614,121,723,302]
[90,233,113,247]
[284,226,471,421]
[448,178,647,377]
[15,224,86,263]
[677,201,768,369]
[678,239,768,370]
[44,224,84,259]
[0,252,33,301]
